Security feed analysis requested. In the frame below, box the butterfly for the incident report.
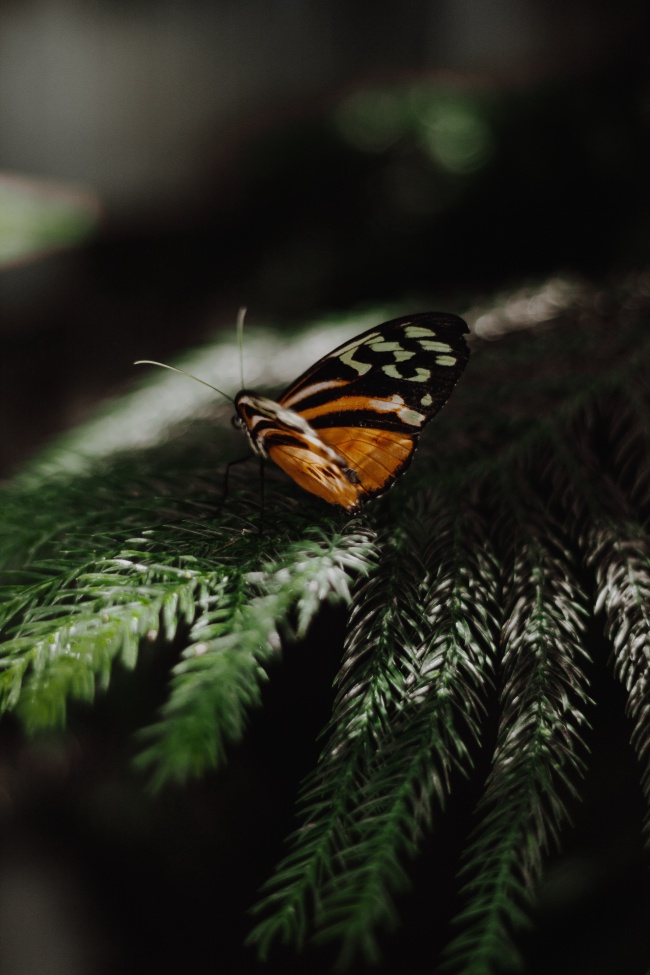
[138,312,469,513]
[231,312,469,512]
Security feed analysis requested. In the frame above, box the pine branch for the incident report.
[137,524,375,788]
[247,513,427,957]
[586,523,650,837]
[443,490,591,975]
[0,546,223,729]
[604,383,650,524]
[539,384,650,842]
[249,489,500,964]
[0,454,374,771]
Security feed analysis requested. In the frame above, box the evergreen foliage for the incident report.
[1,275,650,972]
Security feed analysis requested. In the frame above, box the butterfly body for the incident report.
[233,312,469,512]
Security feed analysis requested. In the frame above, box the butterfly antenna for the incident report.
[236,306,247,390]
[134,360,235,404]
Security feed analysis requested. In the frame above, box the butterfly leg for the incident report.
[219,454,252,512]
[258,458,266,531]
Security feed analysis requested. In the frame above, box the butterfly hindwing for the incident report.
[314,425,416,497]
[266,437,363,510]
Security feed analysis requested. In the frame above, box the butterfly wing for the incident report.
[279,312,469,424]
[271,312,469,505]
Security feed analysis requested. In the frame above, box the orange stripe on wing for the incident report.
[297,395,426,429]
[279,378,347,409]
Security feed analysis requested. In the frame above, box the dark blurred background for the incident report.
[1,1,650,973]
[1,0,650,476]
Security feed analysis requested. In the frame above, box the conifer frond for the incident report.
[247,513,428,957]
[443,494,591,974]
[138,524,375,787]
[0,442,374,769]
[249,491,500,963]
[0,552,220,730]
[608,385,650,520]
[587,523,650,835]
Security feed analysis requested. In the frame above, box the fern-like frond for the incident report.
[138,524,375,788]
[443,492,591,974]
[249,489,500,964]
[0,450,375,772]
[587,522,650,836]
[603,385,650,523]
[0,551,219,730]
[247,513,427,957]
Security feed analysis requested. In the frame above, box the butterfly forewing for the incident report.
[279,312,469,432]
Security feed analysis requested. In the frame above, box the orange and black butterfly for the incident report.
[138,312,469,512]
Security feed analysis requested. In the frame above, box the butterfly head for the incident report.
[233,390,275,457]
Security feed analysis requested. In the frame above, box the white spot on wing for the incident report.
[411,367,431,381]
[340,348,372,375]
[382,364,404,380]
[435,355,457,367]
[366,339,404,352]
[405,325,436,338]
[400,409,425,426]
[383,364,431,382]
